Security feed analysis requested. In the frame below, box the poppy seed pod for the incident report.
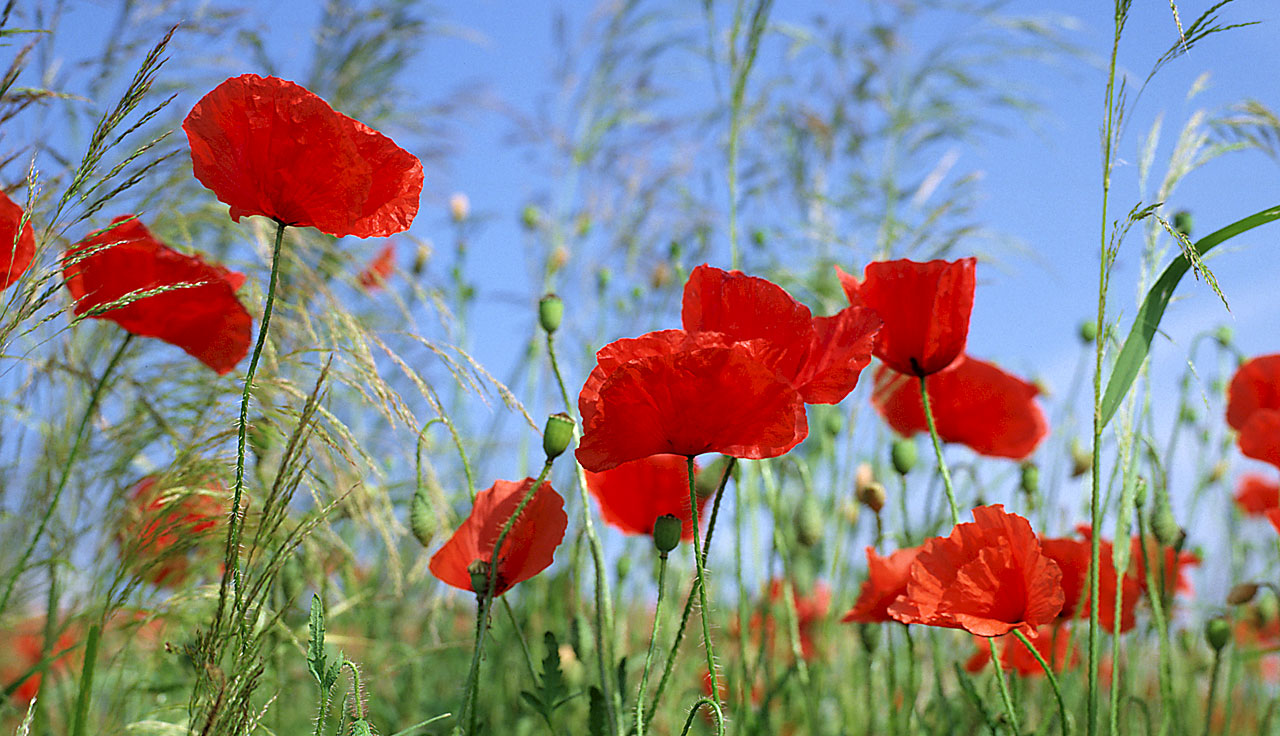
[1205,617,1231,652]
[539,293,564,334]
[543,412,575,460]
[1078,319,1098,344]
[652,514,682,556]
[467,559,491,598]
[1227,582,1260,606]
[856,481,886,514]
[891,439,917,475]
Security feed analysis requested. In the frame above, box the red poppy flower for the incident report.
[64,216,252,375]
[1269,508,1280,536]
[184,74,423,239]
[0,189,35,291]
[841,546,921,624]
[584,454,707,540]
[429,478,568,597]
[963,624,1077,677]
[1039,535,1139,633]
[1235,474,1280,516]
[756,580,831,661]
[116,476,226,587]
[681,264,880,404]
[1128,536,1199,597]
[1227,356,1280,469]
[575,330,807,472]
[888,505,1064,637]
[0,619,77,706]
[837,257,975,376]
[357,241,396,290]
[871,356,1048,460]
[1239,411,1280,469]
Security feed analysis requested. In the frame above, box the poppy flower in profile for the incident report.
[871,356,1048,460]
[429,478,568,597]
[116,476,226,587]
[64,216,252,374]
[1235,474,1280,516]
[1227,356,1280,469]
[585,454,707,541]
[0,619,77,706]
[889,505,1064,637]
[184,74,423,239]
[357,241,396,290]
[1039,535,1139,633]
[682,264,881,404]
[575,330,807,472]
[841,546,921,624]
[0,189,35,291]
[837,257,975,377]
[963,624,1077,677]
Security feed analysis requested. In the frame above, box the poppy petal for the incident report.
[1240,410,1280,470]
[585,454,707,540]
[0,189,35,291]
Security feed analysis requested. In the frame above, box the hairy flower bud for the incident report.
[653,514,682,556]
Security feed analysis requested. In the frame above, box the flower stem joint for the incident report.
[543,412,575,461]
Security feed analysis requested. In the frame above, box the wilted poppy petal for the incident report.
[1240,410,1280,470]
[0,189,35,291]
[841,546,920,624]
[1235,474,1280,516]
[837,257,975,376]
[65,216,252,374]
[576,329,807,472]
[429,478,567,597]
[682,264,880,404]
[872,356,1047,460]
[585,454,706,540]
[184,74,423,239]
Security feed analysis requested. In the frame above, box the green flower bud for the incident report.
[1173,209,1193,238]
[616,554,631,581]
[823,409,844,438]
[596,267,612,293]
[539,293,564,334]
[653,514,682,556]
[751,228,767,248]
[1178,403,1197,425]
[891,439,918,475]
[1020,463,1040,497]
[1205,617,1231,652]
[1078,319,1098,344]
[520,204,542,231]
[794,497,824,548]
[1214,326,1234,348]
[1227,582,1260,606]
[543,412,575,460]
[1151,490,1181,548]
[409,487,435,548]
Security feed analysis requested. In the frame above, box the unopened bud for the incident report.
[653,514,682,556]
[543,412,575,460]
[409,488,435,547]
[1070,439,1092,478]
[1151,493,1180,548]
[539,293,564,334]
[857,481,886,514]
[449,192,470,222]
[468,559,491,596]
[596,267,612,293]
[1205,617,1231,652]
[794,497,823,548]
[1078,319,1098,344]
[550,245,569,273]
[1228,583,1260,606]
[1178,404,1197,425]
[1214,326,1233,348]
[520,204,542,231]
[823,409,844,438]
[891,439,918,476]
[650,262,671,289]
[1207,460,1227,485]
[1020,463,1040,498]
[1173,209,1193,238]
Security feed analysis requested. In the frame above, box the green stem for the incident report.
[678,697,724,736]
[919,373,960,526]
[686,455,722,716]
[343,660,366,720]
[0,332,133,617]
[1013,629,1071,734]
[68,623,100,736]
[989,637,1021,736]
[215,220,287,632]
[1202,646,1224,736]
[635,554,669,736]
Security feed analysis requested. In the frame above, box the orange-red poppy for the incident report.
[184,74,423,239]
[584,454,706,540]
[575,330,807,472]
[64,216,252,374]
[1039,535,1139,633]
[0,619,77,707]
[1235,474,1280,516]
[888,505,1064,636]
[963,624,1077,677]
[837,257,975,377]
[1228,356,1280,469]
[429,478,567,597]
[0,189,35,291]
[116,476,226,587]
[841,546,921,624]
[756,579,831,661]
[871,356,1047,460]
[357,241,396,290]
[682,264,880,404]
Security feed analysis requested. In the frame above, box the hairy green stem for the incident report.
[635,553,669,736]
[1202,644,1224,736]
[989,637,1021,736]
[1013,629,1071,734]
[919,373,960,526]
[0,331,133,617]
[686,455,722,716]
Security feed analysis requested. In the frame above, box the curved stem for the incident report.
[1013,629,1070,734]
[215,220,287,631]
[988,637,1021,735]
[919,374,960,526]
[678,697,724,736]
[417,415,476,503]
[686,455,722,716]
[635,554,669,736]
[0,331,133,617]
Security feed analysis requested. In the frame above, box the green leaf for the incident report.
[308,594,327,686]
[1100,204,1280,428]
[538,631,567,707]
[587,686,608,736]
